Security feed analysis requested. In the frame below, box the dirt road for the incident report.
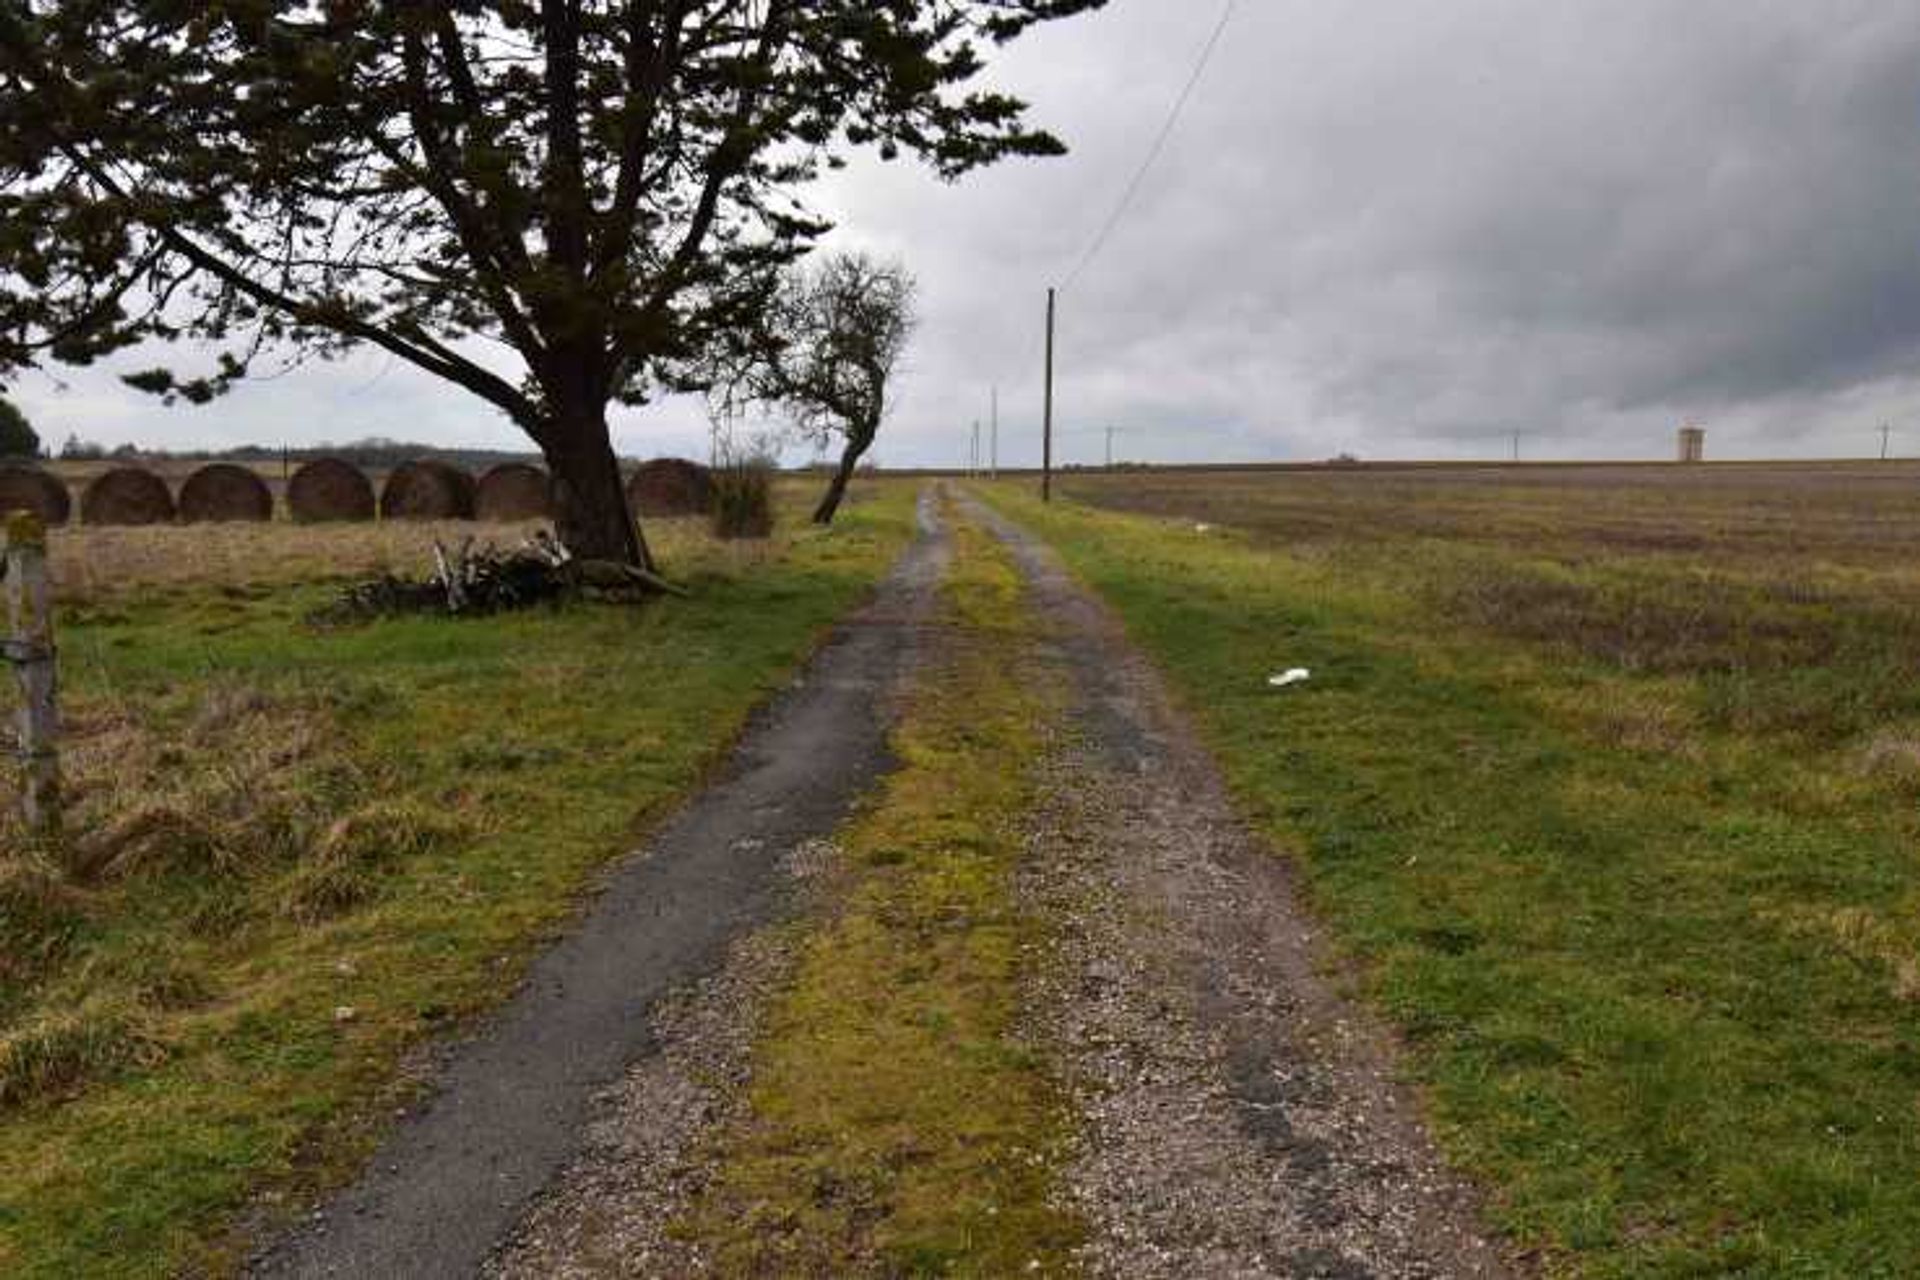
[252,488,1510,1277]
[967,494,1506,1278]
[250,494,950,1278]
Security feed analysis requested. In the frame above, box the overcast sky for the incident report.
[12,1,1920,466]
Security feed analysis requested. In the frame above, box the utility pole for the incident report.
[990,386,999,478]
[1042,287,1055,502]
[1881,423,1893,460]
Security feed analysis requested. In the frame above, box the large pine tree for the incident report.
[0,2,1101,566]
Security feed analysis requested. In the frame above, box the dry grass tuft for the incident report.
[280,800,472,924]
[5,681,349,884]
[0,853,84,989]
[0,1000,168,1110]
[1771,904,1920,1004]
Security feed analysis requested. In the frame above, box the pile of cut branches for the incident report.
[312,531,684,625]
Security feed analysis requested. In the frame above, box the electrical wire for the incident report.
[1057,0,1239,293]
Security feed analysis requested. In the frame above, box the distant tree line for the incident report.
[41,434,543,471]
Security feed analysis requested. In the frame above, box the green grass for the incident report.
[675,505,1084,1275]
[0,485,917,1278]
[977,477,1920,1278]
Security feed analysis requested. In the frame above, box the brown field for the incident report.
[1058,461,1920,723]
[1058,460,1920,569]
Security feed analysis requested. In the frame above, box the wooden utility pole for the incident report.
[1042,288,1055,502]
[990,386,999,478]
[3,511,59,836]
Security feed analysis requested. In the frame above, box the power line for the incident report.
[1058,0,1239,293]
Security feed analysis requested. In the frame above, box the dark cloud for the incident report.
[15,2,1920,464]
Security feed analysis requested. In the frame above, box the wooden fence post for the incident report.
[4,510,60,835]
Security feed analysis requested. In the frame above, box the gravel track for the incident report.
[965,494,1513,1279]
[248,493,950,1279]
[251,489,1514,1277]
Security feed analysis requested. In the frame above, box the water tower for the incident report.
[1677,424,1705,463]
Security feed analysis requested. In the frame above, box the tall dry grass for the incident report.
[40,516,724,605]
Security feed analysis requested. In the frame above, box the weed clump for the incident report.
[280,800,471,923]
[0,1002,166,1110]
[0,854,82,990]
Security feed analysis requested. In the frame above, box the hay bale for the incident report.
[80,466,175,526]
[475,462,553,521]
[0,465,71,526]
[177,463,273,523]
[380,460,477,521]
[288,458,376,523]
[625,457,713,517]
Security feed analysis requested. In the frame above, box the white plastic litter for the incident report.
[1193,522,1213,533]
[1268,667,1311,688]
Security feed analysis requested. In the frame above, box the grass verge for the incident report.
[0,484,916,1278]
[976,480,1920,1278]
[673,504,1083,1275]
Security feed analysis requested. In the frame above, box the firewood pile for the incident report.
[312,530,683,624]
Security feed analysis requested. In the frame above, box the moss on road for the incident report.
[675,506,1084,1275]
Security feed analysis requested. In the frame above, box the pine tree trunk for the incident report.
[541,411,655,571]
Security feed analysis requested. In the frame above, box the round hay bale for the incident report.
[288,458,376,523]
[380,459,476,521]
[0,465,71,526]
[80,466,175,526]
[475,462,553,521]
[625,457,713,517]
[177,463,273,523]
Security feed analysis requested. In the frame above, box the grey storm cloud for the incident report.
[820,0,1920,464]
[13,1,1920,464]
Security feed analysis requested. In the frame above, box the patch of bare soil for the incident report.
[972,495,1515,1279]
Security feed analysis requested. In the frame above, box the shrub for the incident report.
[711,455,775,540]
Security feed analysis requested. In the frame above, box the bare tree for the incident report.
[718,253,915,525]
